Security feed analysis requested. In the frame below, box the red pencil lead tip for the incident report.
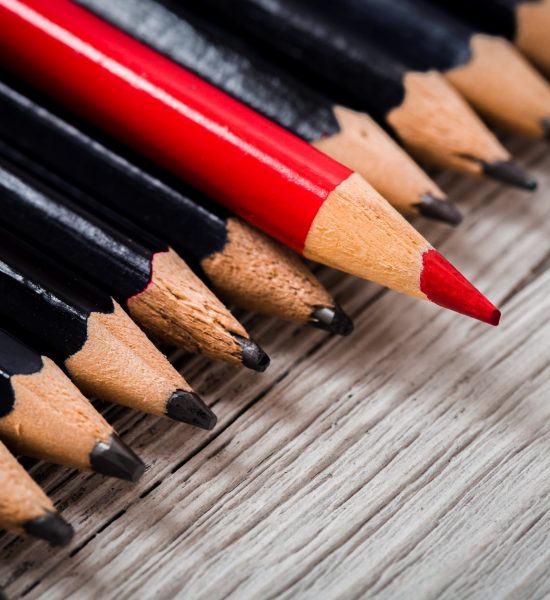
[420,250,501,326]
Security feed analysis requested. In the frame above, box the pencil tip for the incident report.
[166,391,217,430]
[90,434,145,482]
[482,160,538,191]
[420,249,501,326]
[233,335,271,372]
[309,305,354,335]
[23,511,74,546]
[416,194,463,225]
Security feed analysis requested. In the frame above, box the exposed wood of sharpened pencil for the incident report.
[0,0,500,325]
[0,328,145,480]
[346,0,550,142]
[514,0,550,75]
[0,441,73,546]
[0,79,352,335]
[0,228,216,430]
[0,150,268,372]
[78,0,459,224]
[314,108,461,223]
[435,0,550,78]
[169,0,528,186]
[446,34,550,140]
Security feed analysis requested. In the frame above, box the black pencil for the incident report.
[74,0,460,224]
[0,228,216,430]
[0,440,73,546]
[146,0,533,187]
[0,328,144,480]
[0,79,352,335]
[0,151,269,372]
[335,0,550,141]
[436,0,550,79]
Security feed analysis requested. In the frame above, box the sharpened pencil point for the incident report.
[166,391,217,430]
[420,249,501,326]
[309,305,354,336]
[90,434,145,482]
[482,160,537,191]
[416,194,462,226]
[23,511,74,546]
[233,335,271,372]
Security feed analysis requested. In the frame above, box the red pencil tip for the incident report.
[420,250,501,326]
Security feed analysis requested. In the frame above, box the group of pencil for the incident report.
[0,0,548,547]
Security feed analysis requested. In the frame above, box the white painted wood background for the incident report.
[0,136,549,599]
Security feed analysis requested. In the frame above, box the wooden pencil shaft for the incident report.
[172,0,513,178]
[433,0,519,40]
[433,0,550,76]
[0,153,154,302]
[433,0,550,41]
[343,0,550,94]
[346,0,550,139]
[0,329,43,418]
[0,1,330,237]
[0,226,114,362]
[0,0,504,327]
[80,0,451,219]
[174,0,408,120]
[80,0,342,144]
[31,157,171,256]
[0,79,229,266]
[1,79,183,247]
[0,147,257,366]
[0,0,419,261]
[337,0,476,73]
[0,81,342,329]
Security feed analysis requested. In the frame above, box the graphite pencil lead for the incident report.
[481,160,538,191]
[22,511,74,547]
[420,250,501,326]
[309,305,354,336]
[233,335,271,373]
[89,434,145,482]
[416,194,463,226]
[166,391,217,430]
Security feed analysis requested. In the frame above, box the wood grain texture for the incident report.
[0,139,549,599]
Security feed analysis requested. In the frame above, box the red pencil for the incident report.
[0,0,500,325]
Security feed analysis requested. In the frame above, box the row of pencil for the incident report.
[0,0,547,547]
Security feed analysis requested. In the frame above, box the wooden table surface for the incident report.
[0,136,549,599]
